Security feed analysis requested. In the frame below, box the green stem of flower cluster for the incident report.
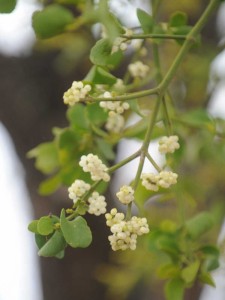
[123,34,188,41]
[91,0,219,104]
[108,150,141,173]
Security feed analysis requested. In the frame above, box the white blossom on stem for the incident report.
[105,208,149,251]
[79,153,110,182]
[158,135,180,154]
[68,179,91,204]
[128,61,150,78]
[88,192,107,216]
[63,81,91,106]
[116,185,134,205]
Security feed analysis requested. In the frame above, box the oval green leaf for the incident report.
[165,278,185,300]
[60,209,92,248]
[137,9,153,33]
[38,230,67,257]
[0,0,16,13]
[28,220,39,233]
[185,212,214,239]
[37,216,55,236]
[181,260,200,284]
[32,4,74,39]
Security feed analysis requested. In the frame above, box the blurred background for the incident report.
[0,0,225,299]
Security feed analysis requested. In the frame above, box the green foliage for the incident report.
[23,0,224,298]
[0,0,16,13]
[37,230,67,257]
[60,209,92,248]
[185,212,214,239]
[84,66,117,85]
[165,278,185,300]
[32,4,74,39]
[136,9,154,34]
[90,38,123,68]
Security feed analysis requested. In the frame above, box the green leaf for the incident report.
[96,138,115,160]
[32,4,74,39]
[28,220,39,234]
[84,66,117,85]
[176,109,215,133]
[60,209,92,248]
[165,278,185,300]
[38,174,61,195]
[157,235,180,259]
[27,142,59,174]
[169,11,188,27]
[38,230,67,257]
[199,272,216,287]
[201,246,220,271]
[0,0,16,13]
[157,263,180,279]
[37,216,55,236]
[181,260,200,284]
[35,234,48,249]
[90,38,111,66]
[67,104,89,130]
[86,102,108,126]
[137,9,153,33]
[185,212,214,239]
[90,38,123,68]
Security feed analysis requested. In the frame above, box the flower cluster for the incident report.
[111,28,133,54]
[68,179,106,216]
[128,61,150,78]
[105,111,125,133]
[79,154,110,182]
[100,90,129,133]
[105,208,149,251]
[88,192,107,216]
[100,92,130,114]
[116,185,134,205]
[141,171,178,191]
[63,81,91,106]
[68,179,91,204]
[158,135,180,154]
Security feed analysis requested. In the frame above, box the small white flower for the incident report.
[63,81,91,106]
[111,28,133,54]
[100,91,129,114]
[79,153,110,182]
[141,173,160,191]
[105,209,149,251]
[158,171,178,188]
[105,111,125,133]
[128,61,150,78]
[158,135,180,154]
[88,191,107,216]
[116,185,134,205]
[68,179,91,204]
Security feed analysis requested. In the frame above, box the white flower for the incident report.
[116,185,134,205]
[79,153,110,182]
[128,61,150,78]
[158,135,180,154]
[105,111,125,133]
[141,173,160,191]
[105,209,149,251]
[100,91,129,114]
[111,28,133,54]
[158,171,178,188]
[63,81,91,106]
[68,179,91,204]
[141,171,178,190]
[88,192,107,216]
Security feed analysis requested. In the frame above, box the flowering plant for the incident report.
[3,0,225,299]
